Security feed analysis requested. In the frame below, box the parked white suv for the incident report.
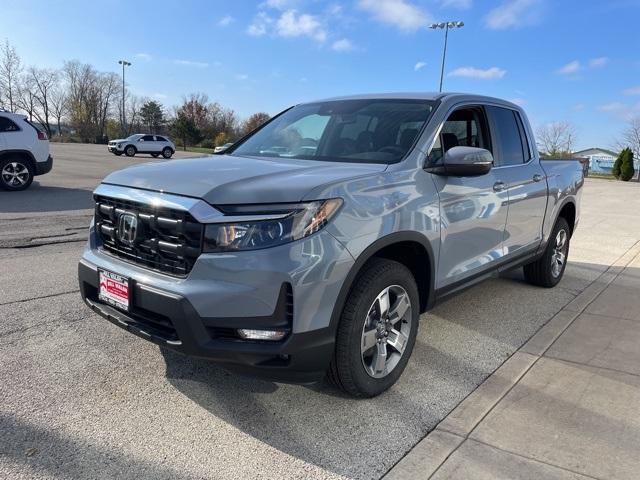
[0,110,52,191]
[108,134,175,159]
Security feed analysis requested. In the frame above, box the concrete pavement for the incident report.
[2,147,639,480]
[386,183,640,479]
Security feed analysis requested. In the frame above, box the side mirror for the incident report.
[426,146,493,176]
[138,138,144,142]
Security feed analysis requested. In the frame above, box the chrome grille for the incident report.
[94,195,203,276]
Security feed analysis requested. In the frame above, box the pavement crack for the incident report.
[0,289,80,306]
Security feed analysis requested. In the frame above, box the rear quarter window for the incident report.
[0,116,20,132]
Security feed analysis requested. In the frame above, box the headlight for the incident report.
[203,198,343,252]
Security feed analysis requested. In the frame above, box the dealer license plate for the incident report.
[98,269,130,311]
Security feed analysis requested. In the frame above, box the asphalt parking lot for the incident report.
[1,144,639,480]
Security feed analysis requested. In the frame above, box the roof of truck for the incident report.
[307,92,522,109]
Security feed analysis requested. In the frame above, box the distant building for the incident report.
[573,147,636,175]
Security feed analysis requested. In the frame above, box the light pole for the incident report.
[429,21,464,93]
[118,60,131,134]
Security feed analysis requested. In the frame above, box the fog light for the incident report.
[237,329,287,341]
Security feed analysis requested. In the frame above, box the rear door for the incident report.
[154,136,167,151]
[486,106,547,258]
[430,105,509,289]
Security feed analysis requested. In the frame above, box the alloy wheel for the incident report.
[360,285,412,379]
[1,161,30,188]
[551,229,568,278]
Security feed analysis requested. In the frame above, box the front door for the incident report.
[430,106,509,289]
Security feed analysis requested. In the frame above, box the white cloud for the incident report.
[589,56,608,68]
[509,97,526,106]
[218,15,234,27]
[449,66,506,79]
[414,61,427,71]
[484,0,543,30]
[623,86,640,96]
[275,10,327,42]
[152,93,168,100]
[173,59,209,68]
[235,73,249,80]
[135,53,152,61]
[442,0,472,9]
[247,11,273,36]
[332,38,354,52]
[358,0,432,32]
[261,0,298,9]
[598,101,640,120]
[557,60,581,75]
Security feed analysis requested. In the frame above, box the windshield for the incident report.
[126,134,142,141]
[231,99,436,164]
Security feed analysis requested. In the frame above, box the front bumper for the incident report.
[79,259,335,383]
[34,155,53,176]
[108,146,120,153]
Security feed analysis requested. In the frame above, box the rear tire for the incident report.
[0,157,34,191]
[523,217,570,288]
[124,145,136,157]
[328,258,419,397]
[162,147,173,159]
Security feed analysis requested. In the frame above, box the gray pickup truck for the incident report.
[79,93,583,397]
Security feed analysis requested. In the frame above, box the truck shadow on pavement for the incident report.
[157,260,613,478]
[0,185,94,213]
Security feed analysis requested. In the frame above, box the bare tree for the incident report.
[25,67,58,136]
[0,39,22,112]
[16,74,36,121]
[50,83,67,136]
[63,61,120,142]
[536,121,576,158]
[616,117,640,160]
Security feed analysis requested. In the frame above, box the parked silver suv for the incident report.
[79,93,583,397]
[108,134,175,158]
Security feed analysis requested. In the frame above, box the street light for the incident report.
[429,21,464,93]
[118,60,132,135]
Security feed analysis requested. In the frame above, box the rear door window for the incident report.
[487,106,526,166]
[141,135,155,142]
[155,136,167,142]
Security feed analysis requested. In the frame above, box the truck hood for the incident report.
[101,154,387,204]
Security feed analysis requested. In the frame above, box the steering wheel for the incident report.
[377,146,405,155]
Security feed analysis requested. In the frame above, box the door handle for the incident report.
[533,174,543,182]
[493,181,505,192]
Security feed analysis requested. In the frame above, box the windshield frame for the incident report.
[227,98,439,165]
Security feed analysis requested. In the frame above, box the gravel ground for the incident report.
[1,145,637,480]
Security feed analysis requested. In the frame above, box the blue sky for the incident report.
[4,0,640,149]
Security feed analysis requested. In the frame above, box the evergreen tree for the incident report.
[612,149,624,178]
[620,147,635,181]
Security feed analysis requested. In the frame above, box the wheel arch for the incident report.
[0,149,36,170]
[557,201,576,236]
[329,232,436,334]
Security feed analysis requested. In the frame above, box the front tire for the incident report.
[162,147,173,159]
[328,258,419,397]
[523,217,570,287]
[0,157,34,191]
[124,145,136,157]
